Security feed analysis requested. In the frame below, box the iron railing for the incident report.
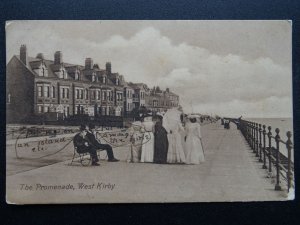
[238,119,294,192]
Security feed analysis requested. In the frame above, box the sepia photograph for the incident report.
[5,20,294,204]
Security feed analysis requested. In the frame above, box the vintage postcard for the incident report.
[6,20,294,204]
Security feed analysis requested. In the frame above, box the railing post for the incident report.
[247,121,251,144]
[267,126,273,177]
[274,128,281,191]
[252,122,255,152]
[255,123,259,157]
[262,125,267,169]
[286,131,293,192]
[259,124,263,162]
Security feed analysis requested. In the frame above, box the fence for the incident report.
[238,119,294,192]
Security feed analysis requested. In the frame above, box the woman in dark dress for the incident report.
[153,120,169,164]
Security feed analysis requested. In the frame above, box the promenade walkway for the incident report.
[6,122,287,204]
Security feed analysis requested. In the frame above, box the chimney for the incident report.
[106,62,111,75]
[85,58,93,70]
[166,88,170,92]
[20,45,28,66]
[54,51,63,64]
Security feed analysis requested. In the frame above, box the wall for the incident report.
[6,56,35,123]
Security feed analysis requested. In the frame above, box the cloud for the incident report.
[6,24,292,117]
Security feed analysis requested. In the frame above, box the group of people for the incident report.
[73,124,119,166]
[73,108,205,166]
[128,108,205,165]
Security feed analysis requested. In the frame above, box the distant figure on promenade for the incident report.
[140,115,155,163]
[163,108,186,164]
[86,124,119,162]
[73,125,99,166]
[184,115,205,164]
[153,115,169,164]
[224,119,230,129]
[236,115,242,130]
[127,120,143,163]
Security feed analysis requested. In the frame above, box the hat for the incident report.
[141,112,152,119]
[88,123,95,129]
[79,124,86,131]
[187,114,201,118]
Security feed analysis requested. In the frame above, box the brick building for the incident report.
[6,45,179,123]
[146,86,180,113]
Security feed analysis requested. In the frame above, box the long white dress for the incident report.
[140,119,154,163]
[185,122,205,164]
[166,123,186,163]
[163,109,186,164]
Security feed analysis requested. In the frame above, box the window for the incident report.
[44,86,50,98]
[44,106,49,113]
[75,72,80,80]
[102,107,106,115]
[63,70,68,79]
[103,76,106,84]
[52,86,55,98]
[107,91,110,101]
[102,91,106,101]
[80,89,83,99]
[92,75,95,82]
[116,78,119,85]
[38,86,42,97]
[92,90,96,100]
[60,87,69,99]
[97,90,101,100]
[76,89,79,99]
[64,106,69,117]
[38,105,42,113]
[85,89,88,100]
[127,103,130,110]
[61,88,64,99]
[117,93,122,101]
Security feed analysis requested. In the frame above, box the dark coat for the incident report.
[73,133,90,153]
[153,123,169,163]
[85,131,102,148]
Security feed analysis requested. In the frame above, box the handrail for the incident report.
[237,119,294,192]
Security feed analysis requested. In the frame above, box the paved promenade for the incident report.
[6,123,288,204]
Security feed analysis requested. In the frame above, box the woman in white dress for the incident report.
[140,116,155,162]
[185,115,205,164]
[163,108,186,164]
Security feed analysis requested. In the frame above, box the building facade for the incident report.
[146,86,180,113]
[6,45,179,123]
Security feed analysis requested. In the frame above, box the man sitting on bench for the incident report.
[86,123,119,162]
[73,124,100,166]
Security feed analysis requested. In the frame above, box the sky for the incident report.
[6,20,293,118]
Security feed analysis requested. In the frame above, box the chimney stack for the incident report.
[166,88,170,92]
[85,58,93,70]
[54,51,63,64]
[20,45,28,66]
[106,62,111,75]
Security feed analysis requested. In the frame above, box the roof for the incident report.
[128,82,148,90]
[14,55,118,85]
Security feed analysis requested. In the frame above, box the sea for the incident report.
[246,118,294,161]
